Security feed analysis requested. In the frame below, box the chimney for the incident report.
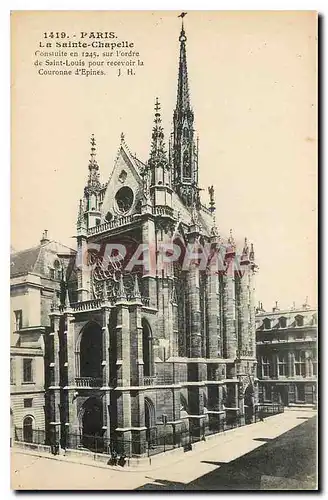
[272,300,279,312]
[40,229,50,245]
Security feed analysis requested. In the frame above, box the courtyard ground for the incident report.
[11,408,317,491]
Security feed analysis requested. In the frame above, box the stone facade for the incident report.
[44,21,258,454]
[256,301,317,406]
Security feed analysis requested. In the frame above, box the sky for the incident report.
[11,10,317,311]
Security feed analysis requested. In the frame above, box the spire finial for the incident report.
[86,134,101,192]
[121,132,125,144]
[242,237,249,256]
[90,134,96,161]
[77,199,85,229]
[117,273,127,301]
[249,242,255,261]
[51,290,59,312]
[149,97,168,171]
[133,274,141,299]
[208,185,215,213]
[65,284,70,310]
[178,12,188,39]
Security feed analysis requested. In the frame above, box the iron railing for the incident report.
[13,404,284,459]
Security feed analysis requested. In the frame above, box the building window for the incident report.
[313,359,317,377]
[23,416,33,443]
[278,354,287,376]
[10,358,15,384]
[95,218,101,226]
[295,315,304,327]
[263,385,272,401]
[23,358,33,383]
[261,356,270,377]
[49,268,55,279]
[142,320,153,377]
[294,351,306,377]
[296,383,305,402]
[54,260,62,280]
[14,310,23,330]
[24,398,33,408]
[279,316,287,328]
[263,318,271,330]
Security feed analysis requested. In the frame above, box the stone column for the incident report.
[288,351,294,378]
[115,297,132,454]
[76,233,90,302]
[223,258,237,359]
[239,263,250,354]
[207,251,219,359]
[171,283,179,358]
[102,305,111,387]
[187,264,202,358]
[305,353,311,378]
[129,294,143,387]
[48,310,62,445]
[248,266,256,357]
[102,305,111,442]
[309,357,314,377]
[141,216,157,309]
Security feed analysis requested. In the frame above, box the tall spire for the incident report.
[172,15,199,208]
[86,134,101,192]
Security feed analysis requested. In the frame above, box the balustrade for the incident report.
[75,377,102,388]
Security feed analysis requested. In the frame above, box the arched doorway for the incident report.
[23,416,33,443]
[142,319,153,377]
[79,322,103,380]
[145,397,156,445]
[81,397,104,451]
[244,384,255,424]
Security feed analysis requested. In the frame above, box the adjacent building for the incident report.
[10,232,76,443]
[256,301,317,407]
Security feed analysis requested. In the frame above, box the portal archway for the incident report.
[145,397,156,444]
[81,397,103,450]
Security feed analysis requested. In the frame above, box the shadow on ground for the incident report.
[136,416,317,491]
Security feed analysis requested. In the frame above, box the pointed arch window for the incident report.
[183,150,191,179]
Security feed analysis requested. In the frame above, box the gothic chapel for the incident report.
[46,19,258,454]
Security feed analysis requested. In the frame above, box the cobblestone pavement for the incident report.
[11,408,317,490]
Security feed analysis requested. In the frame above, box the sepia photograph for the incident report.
[10,9,318,491]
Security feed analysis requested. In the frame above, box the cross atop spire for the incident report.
[86,134,101,192]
